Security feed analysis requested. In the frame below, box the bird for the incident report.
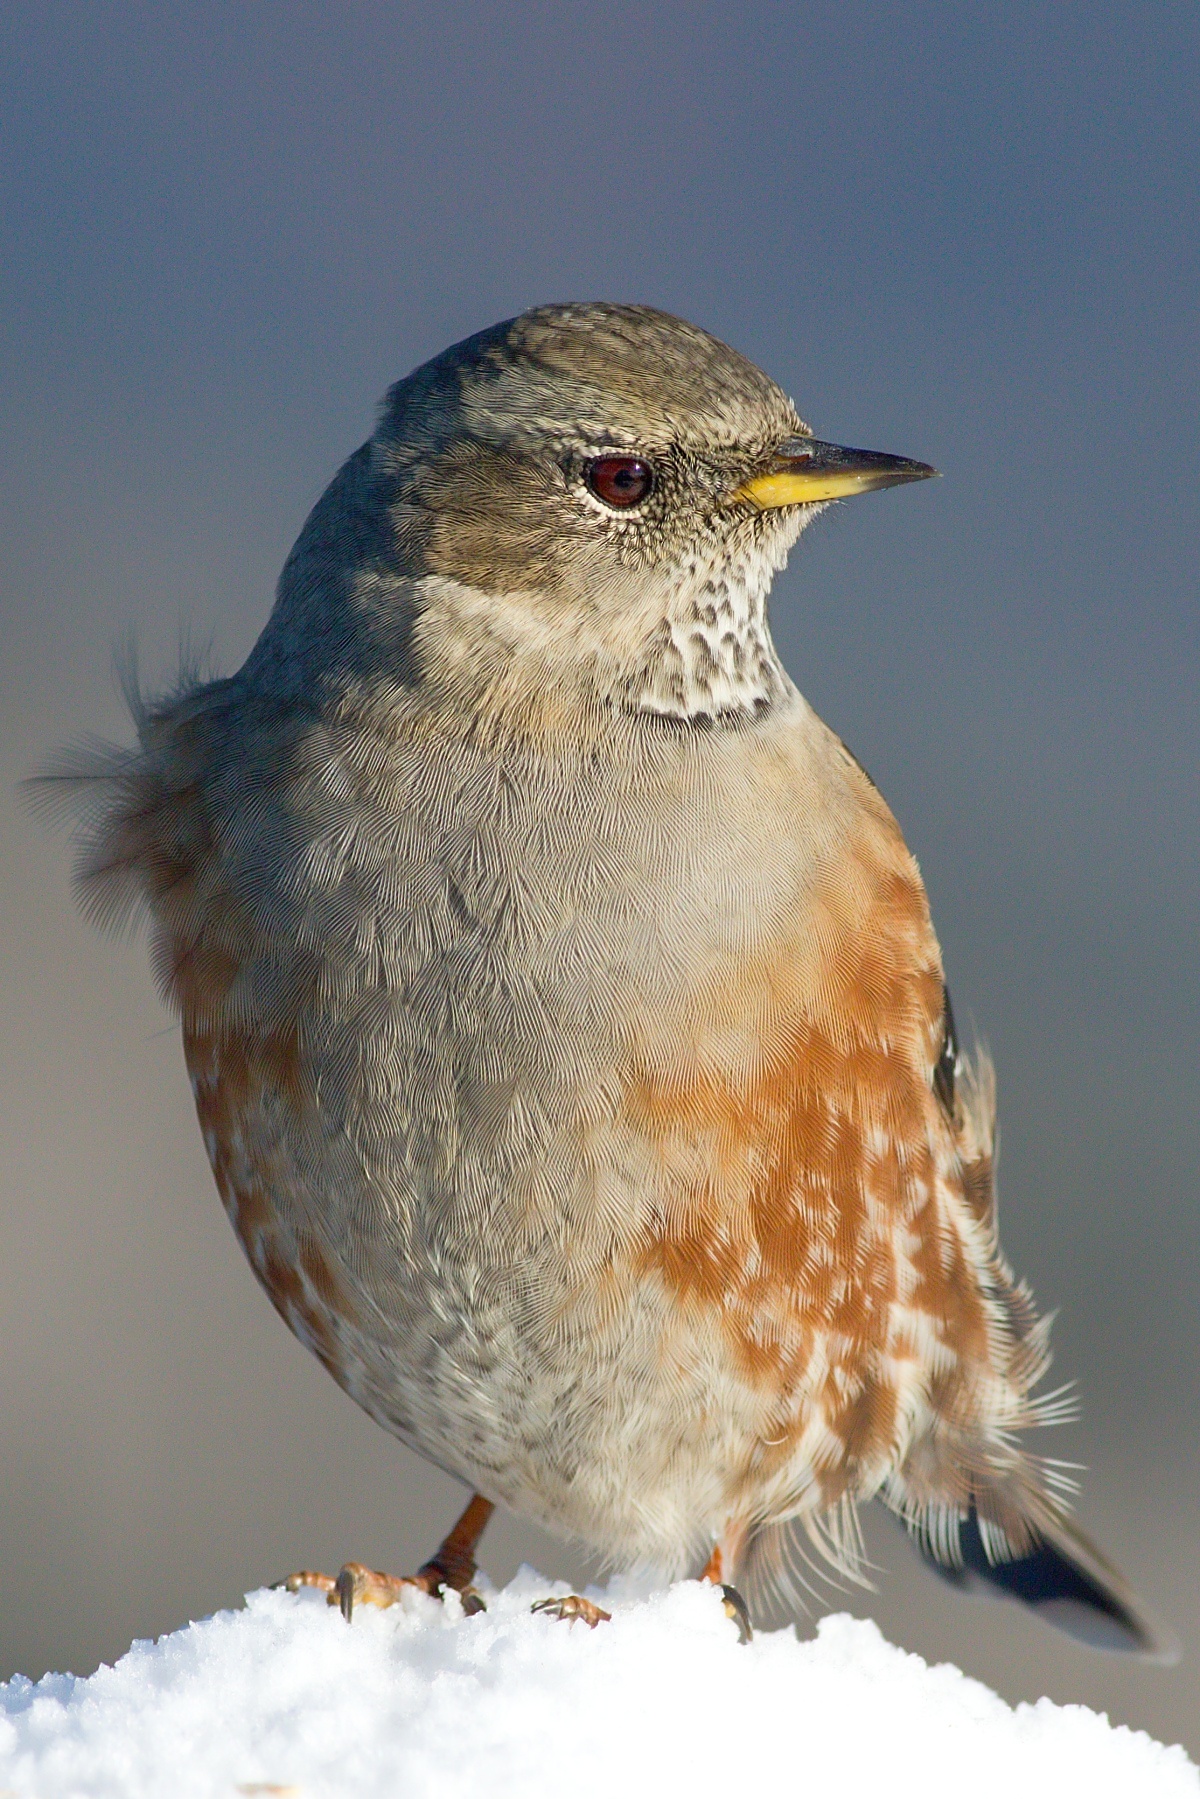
[42,301,1166,1653]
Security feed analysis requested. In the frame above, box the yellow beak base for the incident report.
[735,437,938,509]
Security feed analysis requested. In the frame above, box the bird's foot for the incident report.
[530,1593,612,1628]
[280,1559,488,1620]
[275,1493,493,1621]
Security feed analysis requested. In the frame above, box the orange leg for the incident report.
[416,1492,495,1594]
[700,1543,727,1584]
[281,1492,495,1621]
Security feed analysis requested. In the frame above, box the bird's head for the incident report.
[265,303,934,730]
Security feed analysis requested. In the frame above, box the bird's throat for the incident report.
[623,545,790,724]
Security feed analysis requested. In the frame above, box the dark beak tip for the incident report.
[892,459,939,487]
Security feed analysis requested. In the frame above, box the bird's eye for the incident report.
[584,455,654,509]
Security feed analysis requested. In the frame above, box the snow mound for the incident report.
[1,1571,1194,1799]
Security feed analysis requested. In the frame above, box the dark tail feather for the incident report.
[912,1505,1177,1661]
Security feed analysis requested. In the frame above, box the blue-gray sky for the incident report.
[2,0,1198,1750]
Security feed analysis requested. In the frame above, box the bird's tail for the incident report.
[908,1500,1176,1660]
[891,1045,1176,1660]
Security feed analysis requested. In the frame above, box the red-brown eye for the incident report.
[584,455,654,509]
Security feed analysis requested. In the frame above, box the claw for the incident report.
[719,1583,754,1644]
[333,1560,415,1621]
[531,1593,612,1628]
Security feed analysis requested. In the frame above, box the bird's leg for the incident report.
[279,1492,495,1620]
[700,1538,753,1643]
[413,1491,495,1600]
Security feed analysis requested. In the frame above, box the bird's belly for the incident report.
[185,980,949,1571]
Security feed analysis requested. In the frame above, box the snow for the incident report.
[1,1571,1194,1799]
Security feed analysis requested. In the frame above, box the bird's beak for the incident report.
[734,436,939,509]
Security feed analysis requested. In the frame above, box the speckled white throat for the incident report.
[624,524,804,721]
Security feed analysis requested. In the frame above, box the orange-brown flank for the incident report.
[626,856,987,1498]
[186,1025,352,1385]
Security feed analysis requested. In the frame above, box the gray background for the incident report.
[2,0,1198,1754]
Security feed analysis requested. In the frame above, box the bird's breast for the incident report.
[165,692,975,1523]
